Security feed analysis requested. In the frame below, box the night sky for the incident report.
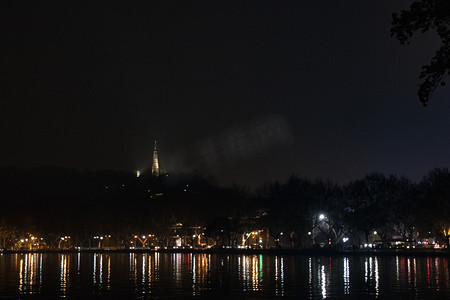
[1,1,450,187]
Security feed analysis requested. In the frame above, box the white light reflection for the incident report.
[275,256,279,296]
[238,256,241,284]
[396,256,400,282]
[365,257,373,283]
[128,253,137,292]
[407,256,411,285]
[275,256,285,296]
[93,253,97,285]
[243,256,249,291]
[343,257,350,295]
[155,252,160,270]
[192,254,196,296]
[99,254,103,287]
[39,254,43,292]
[25,254,28,289]
[280,256,284,297]
[308,257,312,297]
[374,257,379,296]
[142,254,146,293]
[77,252,80,274]
[129,253,134,274]
[321,265,327,299]
[176,253,182,282]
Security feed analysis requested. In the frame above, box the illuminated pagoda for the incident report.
[151,140,160,177]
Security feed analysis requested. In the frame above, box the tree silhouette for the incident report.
[418,168,450,245]
[392,0,450,106]
[344,173,406,244]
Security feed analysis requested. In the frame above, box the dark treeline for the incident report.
[1,166,449,249]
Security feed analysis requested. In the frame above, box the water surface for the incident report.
[0,252,449,299]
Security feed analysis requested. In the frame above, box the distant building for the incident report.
[152,141,160,176]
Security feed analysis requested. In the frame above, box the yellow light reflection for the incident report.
[60,254,70,298]
[252,255,262,290]
[147,254,152,292]
[107,255,111,291]
[192,253,210,295]
[19,256,23,293]
[176,253,182,282]
[414,257,417,294]
[134,255,138,293]
[252,255,258,290]
[435,257,440,291]
[29,254,34,288]
[18,253,41,295]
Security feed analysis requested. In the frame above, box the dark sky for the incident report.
[1,1,450,187]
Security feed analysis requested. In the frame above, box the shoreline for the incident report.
[3,247,449,257]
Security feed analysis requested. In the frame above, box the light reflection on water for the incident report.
[18,253,42,295]
[59,253,69,297]
[2,253,450,298]
[343,257,349,294]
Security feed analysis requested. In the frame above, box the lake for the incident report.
[0,252,449,299]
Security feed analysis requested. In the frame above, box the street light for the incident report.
[319,214,326,221]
